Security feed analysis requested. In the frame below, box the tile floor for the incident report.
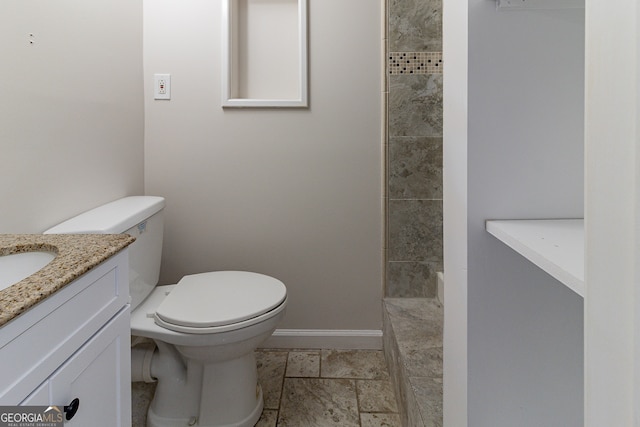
[132,349,401,427]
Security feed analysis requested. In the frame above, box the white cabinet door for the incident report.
[1,250,130,404]
[20,382,48,405]
[23,309,131,427]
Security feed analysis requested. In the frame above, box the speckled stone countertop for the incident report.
[0,234,135,327]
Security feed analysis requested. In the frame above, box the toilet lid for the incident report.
[154,271,287,328]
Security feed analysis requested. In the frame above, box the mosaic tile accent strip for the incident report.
[389,52,443,75]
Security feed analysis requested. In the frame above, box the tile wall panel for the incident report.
[389,0,442,52]
[389,136,442,200]
[389,74,443,137]
[388,199,442,262]
[389,52,442,75]
[387,261,441,298]
[386,0,443,298]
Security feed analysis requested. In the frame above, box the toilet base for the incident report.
[147,385,264,427]
[131,284,286,427]
[146,347,266,427]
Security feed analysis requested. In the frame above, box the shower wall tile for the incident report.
[388,200,442,262]
[389,52,443,75]
[389,74,443,137]
[386,0,443,299]
[389,137,442,200]
[389,0,442,52]
[387,261,441,298]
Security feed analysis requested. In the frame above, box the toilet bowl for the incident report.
[44,196,287,427]
[131,272,286,427]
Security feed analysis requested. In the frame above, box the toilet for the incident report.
[44,196,287,427]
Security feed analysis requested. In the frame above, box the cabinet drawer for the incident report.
[0,251,129,403]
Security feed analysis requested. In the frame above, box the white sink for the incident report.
[0,251,57,291]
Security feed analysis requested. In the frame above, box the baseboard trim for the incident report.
[260,329,383,350]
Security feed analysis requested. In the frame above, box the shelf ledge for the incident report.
[486,219,584,297]
[496,0,584,10]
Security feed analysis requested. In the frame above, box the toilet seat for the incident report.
[153,271,287,334]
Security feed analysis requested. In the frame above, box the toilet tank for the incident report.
[44,196,165,310]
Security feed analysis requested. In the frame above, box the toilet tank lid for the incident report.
[44,196,165,234]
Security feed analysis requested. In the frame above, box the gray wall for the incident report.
[0,0,144,233]
[143,0,383,331]
[387,0,443,298]
[467,3,584,425]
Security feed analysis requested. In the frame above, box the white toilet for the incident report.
[44,196,287,427]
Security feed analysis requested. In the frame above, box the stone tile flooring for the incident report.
[132,349,401,427]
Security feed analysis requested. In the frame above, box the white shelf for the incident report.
[486,219,584,297]
[496,0,584,10]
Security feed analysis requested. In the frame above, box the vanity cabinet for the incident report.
[0,250,131,426]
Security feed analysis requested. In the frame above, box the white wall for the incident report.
[0,0,144,233]
[143,0,383,332]
[442,0,468,424]
[445,1,585,425]
[584,1,639,425]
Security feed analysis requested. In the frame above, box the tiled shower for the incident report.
[386,0,443,299]
[384,0,444,425]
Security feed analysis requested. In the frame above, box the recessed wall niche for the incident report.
[222,0,308,107]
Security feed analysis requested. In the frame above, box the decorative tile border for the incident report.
[389,52,443,75]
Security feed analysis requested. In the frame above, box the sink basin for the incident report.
[0,251,57,291]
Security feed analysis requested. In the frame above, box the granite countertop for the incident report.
[0,234,135,327]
